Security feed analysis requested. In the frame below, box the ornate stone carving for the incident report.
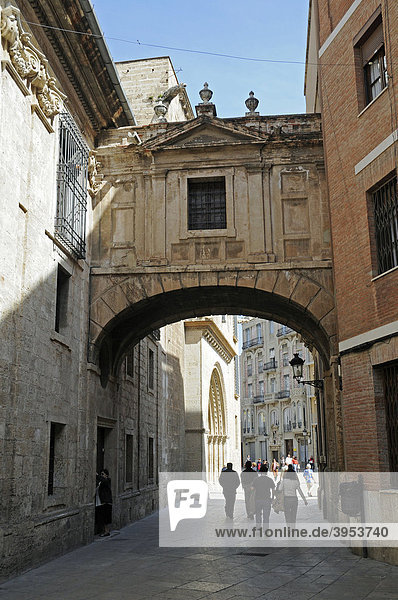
[1,4,66,119]
[153,101,167,122]
[87,151,104,198]
[245,91,259,116]
[199,82,213,104]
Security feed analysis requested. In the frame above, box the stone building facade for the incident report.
[306,0,398,564]
[241,317,317,468]
[0,0,239,580]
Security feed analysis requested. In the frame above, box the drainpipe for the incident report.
[79,0,136,126]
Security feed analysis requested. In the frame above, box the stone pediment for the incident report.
[143,116,268,150]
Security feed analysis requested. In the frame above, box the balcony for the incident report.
[277,326,293,338]
[253,395,265,404]
[150,329,161,341]
[263,359,277,371]
[275,389,290,399]
[242,427,254,436]
[242,336,264,350]
[292,421,304,432]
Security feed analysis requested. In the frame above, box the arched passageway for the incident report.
[88,271,343,471]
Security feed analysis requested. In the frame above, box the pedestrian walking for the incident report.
[241,460,256,520]
[219,462,240,520]
[303,463,314,496]
[253,465,275,527]
[95,469,113,537]
[271,458,279,480]
[279,464,307,525]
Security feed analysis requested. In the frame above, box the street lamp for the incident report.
[289,353,324,390]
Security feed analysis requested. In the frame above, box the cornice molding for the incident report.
[184,319,237,363]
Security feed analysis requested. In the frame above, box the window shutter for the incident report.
[361,23,384,65]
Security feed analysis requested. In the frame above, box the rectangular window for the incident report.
[188,177,226,230]
[371,176,398,274]
[269,321,274,334]
[148,349,154,389]
[247,360,252,377]
[126,348,134,378]
[355,11,388,108]
[284,374,290,391]
[270,378,276,393]
[48,422,65,496]
[55,265,70,333]
[125,434,134,483]
[248,383,253,398]
[55,112,89,258]
[259,380,264,396]
[148,436,154,481]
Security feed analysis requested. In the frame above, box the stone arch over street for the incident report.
[90,268,336,379]
[89,268,342,470]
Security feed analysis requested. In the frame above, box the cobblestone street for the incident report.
[2,497,398,600]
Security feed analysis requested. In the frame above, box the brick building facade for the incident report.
[306,0,398,563]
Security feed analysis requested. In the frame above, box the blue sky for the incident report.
[92,0,309,118]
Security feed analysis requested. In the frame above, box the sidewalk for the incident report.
[2,498,398,600]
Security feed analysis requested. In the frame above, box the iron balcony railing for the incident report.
[277,326,293,337]
[242,336,264,350]
[150,329,160,341]
[253,395,265,404]
[275,389,290,399]
[264,359,277,371]
[292,421,303,430]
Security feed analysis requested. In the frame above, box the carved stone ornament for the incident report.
[0,4,66,119]
[153,101,167,122]
[199,82,213,104]
[245,91,259,115]
[87,151,104,198]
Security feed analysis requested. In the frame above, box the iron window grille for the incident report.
[55,112,89,258]
[380,362,398,473]
[372,176,398,274]
[188,177,226,230]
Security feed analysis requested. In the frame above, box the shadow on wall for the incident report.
[0,258,188,580]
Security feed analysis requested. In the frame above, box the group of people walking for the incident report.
[219,460,313,526]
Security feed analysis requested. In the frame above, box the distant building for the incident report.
[240,318,317,468]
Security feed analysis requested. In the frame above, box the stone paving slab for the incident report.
[2,507,398,599]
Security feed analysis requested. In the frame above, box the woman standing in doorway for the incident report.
[96,469,113,537]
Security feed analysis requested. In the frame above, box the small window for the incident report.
[55,265,70,333]
[125,434,134,483]
[148,349,154,390]
[355,12,388,109]
[188,177,226,230]
[248,383,253,398]
[48,422,65,496]
[126,348,134,378]
[148,436,154,481]
[371,175,398,274]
